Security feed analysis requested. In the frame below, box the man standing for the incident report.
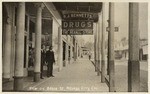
[46,46,55,77]
[41,45,46,79]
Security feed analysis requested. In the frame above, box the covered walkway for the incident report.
[3,58,147,92]
[23,58,108,92]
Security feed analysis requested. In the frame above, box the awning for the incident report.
[53,2,102,22]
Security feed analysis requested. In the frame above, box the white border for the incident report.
[0,0,149,94]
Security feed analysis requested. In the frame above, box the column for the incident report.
[101,3,106,83]
[94,23,97,71]
[34,3,44,82]
[58,26,63,71]
[128,3,140,92]
[74,41,76,61]
[70,45,73,62]
[95,23,98,72]
[14,2,25,91]
[26,15,30,69]
[65,44,69,65]
[97,16,100,76]
[3,17,12,79]
[76,43,78,59]
[108,2,115,92]
[75,42,77,60]
[107,14,110,75]
[68,46,71,64]
[97,13,102,76]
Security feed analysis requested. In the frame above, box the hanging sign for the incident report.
[62,29,93,35]
[62,11,98,22]
[62,20,93,29]
[62,11,94,20]
[63,12,93,20]
[62,20,93,35]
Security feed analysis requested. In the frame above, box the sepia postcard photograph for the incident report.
[1,0,149,93]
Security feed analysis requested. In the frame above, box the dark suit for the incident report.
[41,50,46,78]
[46,50,55,77]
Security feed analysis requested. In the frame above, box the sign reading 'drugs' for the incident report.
[62,20,93,35]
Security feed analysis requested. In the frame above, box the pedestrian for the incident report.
[89,54,91,60]
[89,52,91,60]
[40,45,46,79]
[46,46,55,77]
[81,54,83,58]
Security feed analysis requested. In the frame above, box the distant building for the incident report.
[114,38,148,61]
[114,40,128,60]
[81,47,90,55]
[140,39,148,60]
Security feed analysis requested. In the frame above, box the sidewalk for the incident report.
[2,65,59,91]
[3,58,108,92]
[23,58,108,92]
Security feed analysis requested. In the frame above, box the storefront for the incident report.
[2,2,79,90]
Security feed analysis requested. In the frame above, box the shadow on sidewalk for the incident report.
[2,65,59,92]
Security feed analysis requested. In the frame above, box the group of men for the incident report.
[40,45,55,79]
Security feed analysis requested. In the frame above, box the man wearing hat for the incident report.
[46,46,55,77]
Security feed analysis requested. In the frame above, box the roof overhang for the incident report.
[53,2,102,22]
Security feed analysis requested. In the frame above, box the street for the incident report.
[114,60,148,92]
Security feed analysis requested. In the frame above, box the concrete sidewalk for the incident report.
[3,58,108,92]
[23,58,108,92]
[2,65,59,91]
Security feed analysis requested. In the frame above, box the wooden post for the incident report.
[94,23,97,72]
[101,3,106,83]
[96,23,99,73]
[97,13,102,76]
[107,12,110,76]
[108,2,115,92]
[65,43,69,65]
[26,15,30,71]
[70,45,73,62]
[74,40,77,61]
[76,43,78,60]
[128,3,140,92]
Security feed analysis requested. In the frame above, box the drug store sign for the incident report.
[61,12,94,35]
[62,20,93,35]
